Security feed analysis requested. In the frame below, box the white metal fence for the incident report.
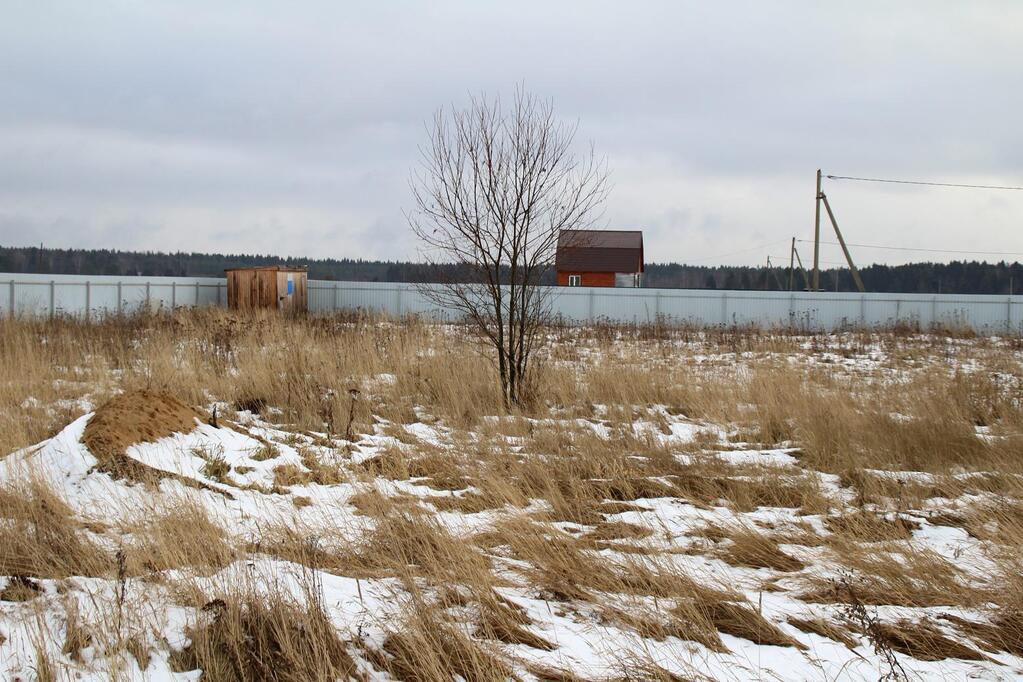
[2,273,226,318]
[3,273,1021,334]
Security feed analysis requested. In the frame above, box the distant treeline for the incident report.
[2,245,1021,295]
[643,260,1023,295]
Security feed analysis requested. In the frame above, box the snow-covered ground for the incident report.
[2,401,1021,681]
[1,326,1022,681]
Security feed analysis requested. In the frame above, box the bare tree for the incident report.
[409,90,608,407]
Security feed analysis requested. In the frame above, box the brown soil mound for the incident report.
[84,390,205,460]
[83,391,224,496]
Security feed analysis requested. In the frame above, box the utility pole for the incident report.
[810,168,866,293]
[813,169,822,291]
[786,236,812,291]
[819,193,866,293]
[766,256,784,290]
[788,237,796,291]
[793,244,811,291]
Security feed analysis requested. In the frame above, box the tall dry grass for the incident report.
[2,310,1022,676]
[3,310,1020,466]
[0,476,111,578]
[170,570,358,681]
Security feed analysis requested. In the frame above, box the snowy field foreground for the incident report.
[0,312,1021,681]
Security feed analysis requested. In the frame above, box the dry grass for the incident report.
[61,597,92,663]
[248,522,362,577]
[703,600,805,649]
[824,511,919,543]
[714,524,806,572]
[377,591,512,682]
[667,463,833,514]
[801,543,985,608]
[0,477,110,578]
[941,612,1023,657]
[786,615,859,648]
[273,463,314,488]
[2,312,1022,677]
[1,575,42,602]
[3,311,1020,474]
[871,620,987,662]
[123,498,236,573]
[170,575,358,681]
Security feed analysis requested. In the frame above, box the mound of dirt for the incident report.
[83,391,218,492]
[84,390,205,460]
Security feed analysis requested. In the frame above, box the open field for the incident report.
[1,310,1022,680]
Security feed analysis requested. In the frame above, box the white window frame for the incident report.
[568,275,582,287]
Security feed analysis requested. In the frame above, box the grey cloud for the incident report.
[1,1,1021,265]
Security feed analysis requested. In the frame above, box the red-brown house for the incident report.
[555,229,644,287]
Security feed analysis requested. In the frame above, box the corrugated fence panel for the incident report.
[2,273,1021,334]
[2,273,227,317]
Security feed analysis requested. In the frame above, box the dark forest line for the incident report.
[1,245,1021,295]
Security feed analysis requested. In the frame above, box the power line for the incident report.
[769,255,848,267]
[683,239,791,264]
[797,239,1023,257]
[825,174,1023,191]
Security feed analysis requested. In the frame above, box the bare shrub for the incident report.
[409,89,609,407]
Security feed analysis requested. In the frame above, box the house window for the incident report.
[568,275,581,287]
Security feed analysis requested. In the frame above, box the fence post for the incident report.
[860,295,866,325]
[1008,296,1013,334]
[49,280,55,319]
[588,288,595,321]
[396,286,402,317]
[721,292,728,325]
[217,282,222,306]
[85,281,90,320]
[195,281,200,307]
[117,281,123,314]
[10,280,15,317]
[334,282,339,313]
[171,281,176,308]
[146,282,151,311]
[931,296,937,328]
[654,290,661,320]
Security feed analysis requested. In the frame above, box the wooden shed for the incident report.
[225,266,308,312]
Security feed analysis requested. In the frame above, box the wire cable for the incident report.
[825,175,1023,191]
[683,239,791,264]
[769,255,848,267]
[796,239,1023,257]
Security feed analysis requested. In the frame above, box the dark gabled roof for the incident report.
[555,230,644,273]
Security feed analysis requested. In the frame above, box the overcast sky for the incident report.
[2,1,1021,266]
